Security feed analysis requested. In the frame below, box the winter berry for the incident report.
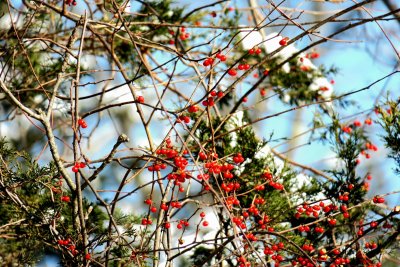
[365,118,372,125]
[61,195,70,202]
[203,58,214,67]
[228,69,237,76]
[233,153,244,164]
[373,196,385,204]
[85,253,91,260]
[216,53,227,61]
[328,218,337,226]
[370,221,378,228]
[279,37,289,46]
[78,118,87,128]
[188,105,199,113]
[160,203,168,211]
[202,221,209,227]
[78,162,85,168]
[137,96,144,103]
[353,120,362,127]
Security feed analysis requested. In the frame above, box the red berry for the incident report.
[202,221,209,227]
[279,37,288,46]
[150,206,157,213]
[328,218,337,226]
[78,119,87,128]
[370,221,378,228]
[160,203,168,211]
[228,69,237,76]
[203,58,214,67]
[198,152,207,160]
[365,118,372,125]
[137,96,144,103]
[85,253,91,260]
[61,196,70,202]
[200,212,206,218]
[373,196,385,204]
[188,105,199,113]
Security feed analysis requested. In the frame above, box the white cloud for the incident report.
[238,28,264,50]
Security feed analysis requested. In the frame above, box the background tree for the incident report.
[0,0,399,266]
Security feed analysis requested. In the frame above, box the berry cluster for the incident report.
[78,118,87,128]
[71,161,86,173]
